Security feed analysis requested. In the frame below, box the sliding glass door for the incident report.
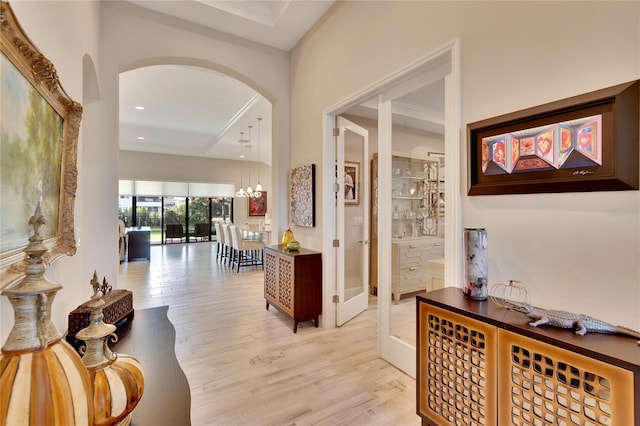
[163,196,186,244]
[188,197,211,241]
[136,196,162,244]
[118,195,133,228]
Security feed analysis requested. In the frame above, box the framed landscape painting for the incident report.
[0,2,82,289]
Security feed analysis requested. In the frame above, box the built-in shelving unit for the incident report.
[370,154,443,299]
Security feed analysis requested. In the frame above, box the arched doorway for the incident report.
[118,64,274,244]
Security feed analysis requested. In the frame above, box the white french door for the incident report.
[323,40,461,377]
[378,53,458,377]
[335,116,370,326]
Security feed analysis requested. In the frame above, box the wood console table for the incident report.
[264,245,322,333]
[417,288,640,426]
[114,306,191,426]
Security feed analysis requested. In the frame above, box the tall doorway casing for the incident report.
[322,40,461,377]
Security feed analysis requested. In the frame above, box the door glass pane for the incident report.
[163,196,186,244]
[212,197,232,222]
[136,196,162,244]
[188,197,210,242]
[389,81,446,348]
[343,128,366,303]
[211,197,233,241]
[118,195,133,228]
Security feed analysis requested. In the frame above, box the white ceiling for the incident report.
[119,65,273,164]
[119,0,335,165]
[118,1,444,165]
[126,0,336,51]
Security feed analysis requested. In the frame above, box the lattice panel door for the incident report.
[264,250,278,302]
[277,255,294,316]
[497,330,634,426]
[418,303,498,425]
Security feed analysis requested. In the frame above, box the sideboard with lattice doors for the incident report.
[264,245,322,333]
[417,288,640,426]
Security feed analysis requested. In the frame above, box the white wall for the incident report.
[119,150,272,227]
[291,1,640,328]
[2,1,101,342]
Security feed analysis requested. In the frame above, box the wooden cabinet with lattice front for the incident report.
[418,302,498,425]
[264,245,322,333]
[417,288,640,426]
[498,330,634,425]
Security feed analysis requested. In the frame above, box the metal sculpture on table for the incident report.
[491,280,640,344]
[505,302,640,344]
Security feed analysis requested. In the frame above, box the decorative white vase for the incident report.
[463,227,488,300]
[1,204,94,425]
[76,273,144,426]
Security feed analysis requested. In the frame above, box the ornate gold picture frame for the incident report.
[0,2,82,290]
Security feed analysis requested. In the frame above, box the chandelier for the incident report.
[236,127,262,198]
[255,118,263,192]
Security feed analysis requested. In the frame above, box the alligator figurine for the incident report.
[504,302,640,344]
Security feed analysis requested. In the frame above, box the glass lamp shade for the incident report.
[76,284,144,426]
[255,183,263,191]
[1,203,94,425]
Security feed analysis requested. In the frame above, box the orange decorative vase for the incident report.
[1,204,94,425]
[76,273,144,426]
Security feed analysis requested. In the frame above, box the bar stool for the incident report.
[229,225,264,273]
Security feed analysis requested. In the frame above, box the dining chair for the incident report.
[214,223,224,262]
[221,223,234,266]
[229,225,264,273]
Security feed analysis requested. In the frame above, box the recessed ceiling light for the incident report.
[239,154,245,158]
[134,106,145,110]
[137,136,145,140]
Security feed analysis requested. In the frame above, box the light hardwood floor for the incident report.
[118,243,420,426]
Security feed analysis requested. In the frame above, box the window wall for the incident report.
[119,180,235,245]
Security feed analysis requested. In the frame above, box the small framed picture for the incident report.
[248,191,267,216]
[344,162,359,205]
